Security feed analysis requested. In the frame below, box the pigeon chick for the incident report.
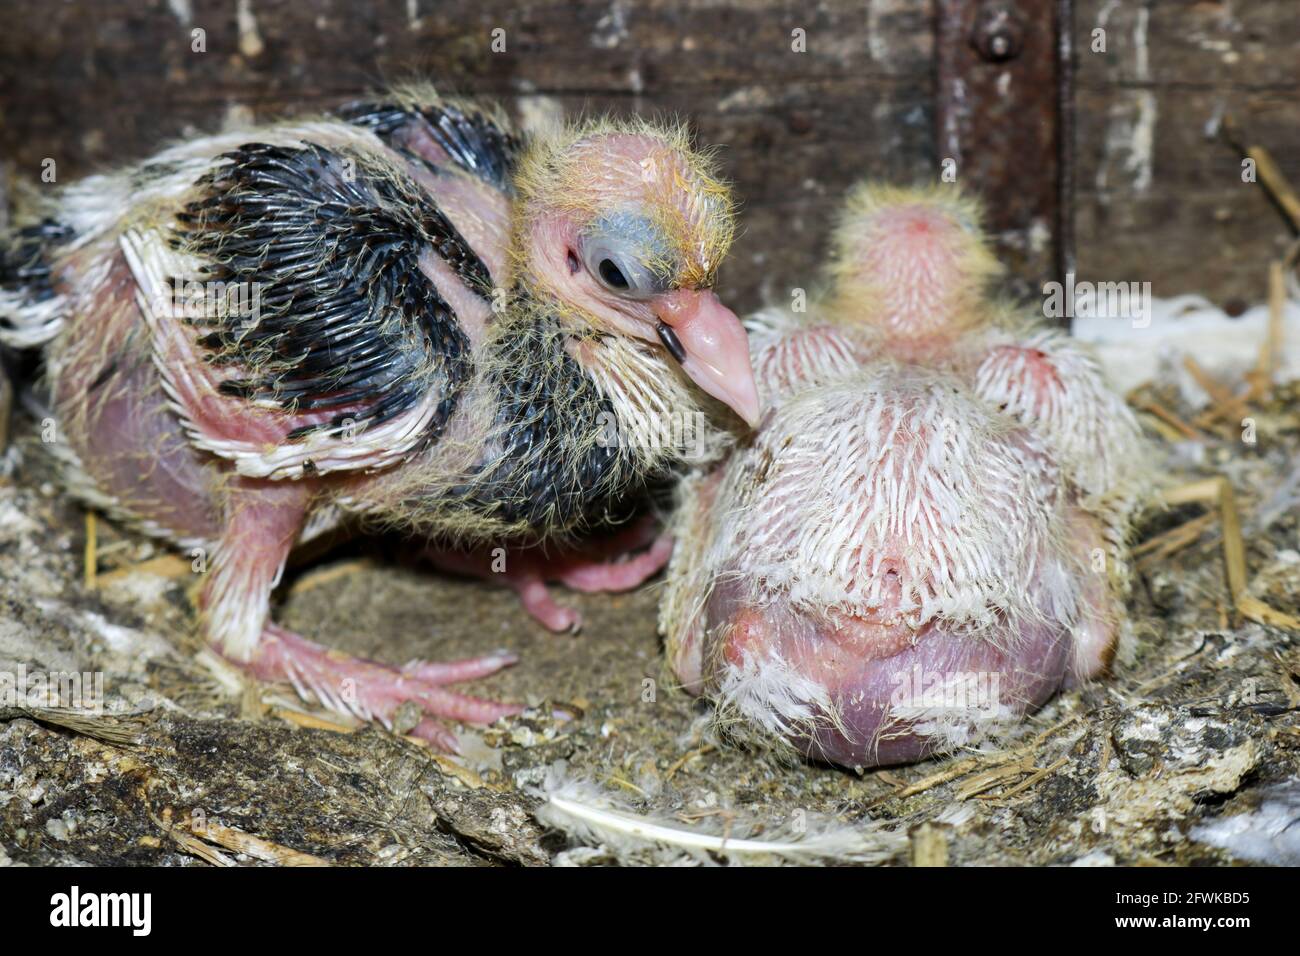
[823,184,1147,675]
[661,183,1146,768]
[0,87,759,748]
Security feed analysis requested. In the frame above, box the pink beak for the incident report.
[653,289,761,427]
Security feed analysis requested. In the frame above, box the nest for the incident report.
[2,144,1298,865]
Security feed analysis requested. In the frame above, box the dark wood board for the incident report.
[1,0,1297,308]
[1072,0,1300,307]
[0,0,933,314]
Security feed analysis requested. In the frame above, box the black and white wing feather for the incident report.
[124,138,488,479]
[338,99,522,194]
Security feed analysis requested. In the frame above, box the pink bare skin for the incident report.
[669,402,1098,768]
[706,585,1073,768]
[687,496,1115,768]
[524,212,759,426]
[248,625,520,753]
[60,321,522,749]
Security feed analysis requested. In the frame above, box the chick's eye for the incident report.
[580,225,666,299]
[598,259,629,290]
[587,246,652,296]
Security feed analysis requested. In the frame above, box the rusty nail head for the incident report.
[971,2,1025,62]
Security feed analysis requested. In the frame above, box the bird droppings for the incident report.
[235,0,265,60]
[591,1,631,51]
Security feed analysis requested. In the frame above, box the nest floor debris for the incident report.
[1,371,1298,865]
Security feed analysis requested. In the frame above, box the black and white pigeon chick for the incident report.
[0,86,759,749]
[662,184,1146,768]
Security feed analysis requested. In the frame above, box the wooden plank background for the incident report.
[1074,0,1300,310]
[0,0,1295,311]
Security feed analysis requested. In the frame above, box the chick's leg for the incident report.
[1063,508,1122,687]
[205,478,519,750]
[423,516,674,633]
[553,519,675,592]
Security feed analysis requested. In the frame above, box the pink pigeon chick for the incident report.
[661,184,1147,768]
[0,87,758,749]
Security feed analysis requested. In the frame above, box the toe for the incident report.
[515,577,582,632]
[410,685,524,725]
[409,718,461,752]
[559,535,674,592]
[402,649,519,684]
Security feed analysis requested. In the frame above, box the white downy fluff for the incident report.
[976,325,1146,508]
[708,366,1074,634]
[662,185,1155,761]
[0,290,64,348]
[713,649,836,744]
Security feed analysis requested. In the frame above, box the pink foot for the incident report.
[557,533,674,592]
[509,575,583,634]
[423,517,675,633]
[241,624,522,751]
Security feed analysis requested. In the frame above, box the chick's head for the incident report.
[827,184,1001,345]
[514,118,758,427]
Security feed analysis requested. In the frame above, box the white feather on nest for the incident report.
[532,766,906,865]
[1190,779,1300,866]
[1078,292,1300,526]
[1075,293,1300,402]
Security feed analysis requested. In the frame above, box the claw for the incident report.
[243,623,521,750]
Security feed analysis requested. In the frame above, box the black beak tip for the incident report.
[656,321,687,364]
